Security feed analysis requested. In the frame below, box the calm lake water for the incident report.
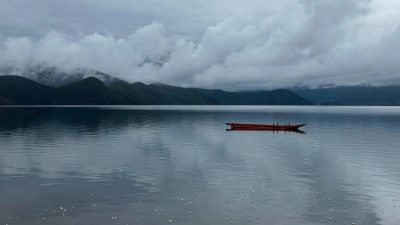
[1,106,400,225]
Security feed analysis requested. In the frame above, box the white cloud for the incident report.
[1,0,400,90]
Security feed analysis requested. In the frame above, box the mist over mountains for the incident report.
[2,0,400,90]
[0,64,118,87]
[1,66,400,106]
[0,67,311,105]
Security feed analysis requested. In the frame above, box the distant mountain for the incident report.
[0,65,118,87]
[57,77,116,104]
[194,88,311,105]
[294,86,400,105]
[0,75,56,105]
[32,67,118,87]
[0,75,312,105]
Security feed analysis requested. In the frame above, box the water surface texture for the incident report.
[1,106,400,225]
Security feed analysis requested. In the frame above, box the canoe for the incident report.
[226,123,305,131]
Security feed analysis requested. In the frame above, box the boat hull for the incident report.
[226,123,305,131]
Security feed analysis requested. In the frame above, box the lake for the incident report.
[1,106,400,225]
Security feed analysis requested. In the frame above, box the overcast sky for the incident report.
[1,0,400,89]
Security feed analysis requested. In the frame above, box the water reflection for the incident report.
[0,106,400,225]
[226,129,306,134]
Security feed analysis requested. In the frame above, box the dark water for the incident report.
[1,106,400,225]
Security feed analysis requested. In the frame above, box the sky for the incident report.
[1,0,400,90]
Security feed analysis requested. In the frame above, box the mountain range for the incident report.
[1,67,400,105]
[294,86,400,106]
[0,75,311,105]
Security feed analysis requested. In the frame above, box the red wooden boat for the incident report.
[226,123,305,131]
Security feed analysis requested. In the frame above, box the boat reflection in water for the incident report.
[226,122,306,134]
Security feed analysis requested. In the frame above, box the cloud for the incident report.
[1,0,400,90]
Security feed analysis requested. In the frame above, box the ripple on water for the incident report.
[1,106,400,225]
